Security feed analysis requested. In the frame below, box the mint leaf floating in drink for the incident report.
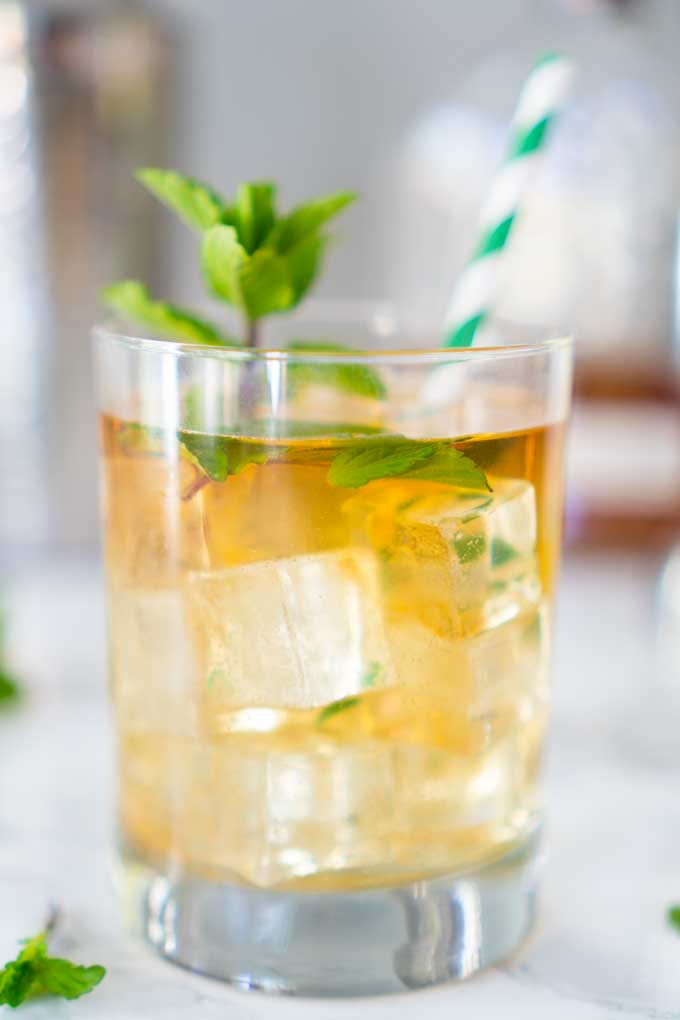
[0,923,105,1008]
[103,281,233,346]
[328,437,489,491]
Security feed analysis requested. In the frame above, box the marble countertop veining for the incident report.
[2,551,680,1019]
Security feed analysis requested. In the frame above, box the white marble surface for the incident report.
[2,550,680,1019]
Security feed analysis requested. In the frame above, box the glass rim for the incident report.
[93,321,573,366]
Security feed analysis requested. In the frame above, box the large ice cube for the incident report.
[121,735,398,887]
[186,547,393,724]
[109,588,199,736]
[376,478,540,637]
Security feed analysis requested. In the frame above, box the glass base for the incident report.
[118,833,540,998]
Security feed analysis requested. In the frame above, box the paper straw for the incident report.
[443,52,575,348]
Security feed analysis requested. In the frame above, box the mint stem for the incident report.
[245,318,260,348]
[182,472,210,501]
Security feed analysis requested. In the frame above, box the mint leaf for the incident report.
[398,446,489,491]
[0,931,105,1007]
[235,182,276,253]
[270,192,357,252]
[238,248,294,319]
[491,537,519,567]
[201,225,248,304]
[178,432,273,483]
[668,905,680,931]
[38,959,106,1000]
[454,534,486,564]
[0,959,35,1008]
[287,342,387,401]
[0,669,19,706]
[136,167,228,231]
[328,437,488,491]
[318,695,360,724]
[284,233,326,304]
[103,281,232,346]
[178,432,230,482]
[328,438,438,488]
[0,612,19,708]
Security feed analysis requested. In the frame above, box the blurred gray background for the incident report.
[2,0,680,553]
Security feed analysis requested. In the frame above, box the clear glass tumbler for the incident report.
[93,315,572,996]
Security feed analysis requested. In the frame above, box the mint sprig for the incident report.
[0,930,105,1008]
[104,168,356,348]
[328,437,489,491]
[668,905,680,932]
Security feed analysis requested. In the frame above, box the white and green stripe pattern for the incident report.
[443,52,575,348]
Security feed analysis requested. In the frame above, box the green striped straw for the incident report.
[443,52,575,348]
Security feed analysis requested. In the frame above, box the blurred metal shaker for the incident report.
[0,0,172,554]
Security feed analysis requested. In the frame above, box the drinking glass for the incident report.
[93,314,572,996]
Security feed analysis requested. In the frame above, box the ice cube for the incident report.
[387,478,540,636]
[186,547,393,724]
[122,736,398,887]
[109,588,199,736]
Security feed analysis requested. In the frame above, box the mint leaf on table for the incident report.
[0,669,19,707]
[102,281,233,346]
[667,906,680,932]
[136,167,228,231]
[286,342,387,401]
[328,437,489,491]
[0,932,105,1008]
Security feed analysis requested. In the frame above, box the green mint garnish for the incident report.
[0,669,18,707]
[178,432,273,483]
[0,613,20,708]
[667,905,680,932]
[104,168,356,349]
[318,695,360,724]
[135,167,227,231]
[491,537,519,567]
[328,437,489,491]
[102,281,232,346]
[453,533,487,564]
[286,342,386,401]
[0,930,105,1008]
